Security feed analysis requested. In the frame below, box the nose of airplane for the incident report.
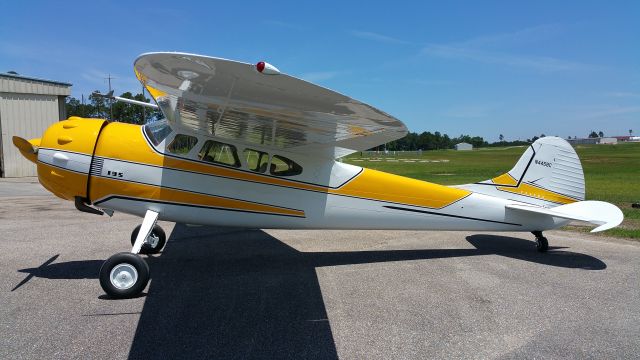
[13,117,107,201]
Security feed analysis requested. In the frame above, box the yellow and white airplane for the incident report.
[13,52,623,299]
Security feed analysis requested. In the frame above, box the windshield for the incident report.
[144,119,172,146]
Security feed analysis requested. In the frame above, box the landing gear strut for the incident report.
[130,223,166,254]
[99,210,161,298]
[532,231,548,252]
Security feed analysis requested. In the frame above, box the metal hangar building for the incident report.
[0,72,72,177]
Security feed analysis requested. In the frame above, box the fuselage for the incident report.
[25,118,570,232]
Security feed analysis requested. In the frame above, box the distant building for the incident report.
[599,137,617,144]
[567,138,599,145]
[567,137,626,146]
[613,136,638,142]
[455,142,473,151]
[0,72,72,177]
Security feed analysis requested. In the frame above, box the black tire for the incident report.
[99,252,150,299]
[536,236,549,252]
[130,224,166,254]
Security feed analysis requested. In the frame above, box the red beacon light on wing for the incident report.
[255,61,281,75]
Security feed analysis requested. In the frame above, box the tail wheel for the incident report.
[99,252,150,299]
[131,224,166,254]
[536,236,549,252]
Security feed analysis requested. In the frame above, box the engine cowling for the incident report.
[34,117,106,201]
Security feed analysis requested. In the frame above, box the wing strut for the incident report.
[92,91,159,109]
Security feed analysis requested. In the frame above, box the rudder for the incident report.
[460,137,585,206]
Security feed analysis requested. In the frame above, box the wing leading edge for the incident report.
[134,52,407,158]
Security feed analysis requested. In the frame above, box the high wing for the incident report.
[133,52,407,158]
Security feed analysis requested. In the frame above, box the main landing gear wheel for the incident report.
[532,231,549,252]
[99,252,150,299]
[130,224,166,254]
[100,210,158,299]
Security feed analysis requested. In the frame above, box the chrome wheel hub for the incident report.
[109,263,138,290]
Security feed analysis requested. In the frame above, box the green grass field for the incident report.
[344,142,640,239]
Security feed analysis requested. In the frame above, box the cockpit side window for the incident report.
[167,134,198,155]
[269,155,303,176]
[198,140,241,168]
[243,149,269,173]
[144,119,172,146]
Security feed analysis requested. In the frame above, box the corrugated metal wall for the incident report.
[0,76,70,96]
[0,93,60,177]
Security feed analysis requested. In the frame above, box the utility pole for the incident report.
[95,93,100,117]
[105,74,115,121]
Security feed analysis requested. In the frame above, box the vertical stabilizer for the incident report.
[459,137,585,206]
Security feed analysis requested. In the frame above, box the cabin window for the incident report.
[243,149,270,173]
[198,140,240,167]
[167,134,198,155]
[144,119,172,146]
[270,155,303,176]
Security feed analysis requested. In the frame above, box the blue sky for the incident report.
[1,0,638,141]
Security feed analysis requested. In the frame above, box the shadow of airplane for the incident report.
[12,226,606,359]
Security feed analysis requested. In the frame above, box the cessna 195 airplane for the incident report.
[13,52,623,299]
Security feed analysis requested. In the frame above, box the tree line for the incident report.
[372,131,536,151]
[65,91,161,125]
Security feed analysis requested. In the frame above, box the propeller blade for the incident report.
[12,136,39,163]
[12,136,38,154]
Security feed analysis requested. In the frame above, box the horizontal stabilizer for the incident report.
[506,201,624,232]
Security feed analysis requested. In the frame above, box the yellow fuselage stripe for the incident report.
[491,173,518,186]
[93,122,472,210]
[91,176,305,217]
[497,183,577,204]
[492,172,577,204]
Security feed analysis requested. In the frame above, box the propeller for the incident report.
[13,135,39,154]
[12,136,39,163]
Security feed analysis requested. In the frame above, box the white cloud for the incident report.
[584,106,640,119]
[422,25,596,72]
[458,24,560,48]
[298,71,341,82]
[423,45,593,72]
[556,104,640,122]
[262,20,303,30]
[442,103,501,118]
[604,92,640,98]
[350,30,410,45]
[407,79,454,86]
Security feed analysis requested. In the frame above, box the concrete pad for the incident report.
[1,179,639,359]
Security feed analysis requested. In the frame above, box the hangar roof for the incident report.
[0,72,72,96]
[0,72,72,86]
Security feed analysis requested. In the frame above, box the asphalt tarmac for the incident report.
[1,178,639,359]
